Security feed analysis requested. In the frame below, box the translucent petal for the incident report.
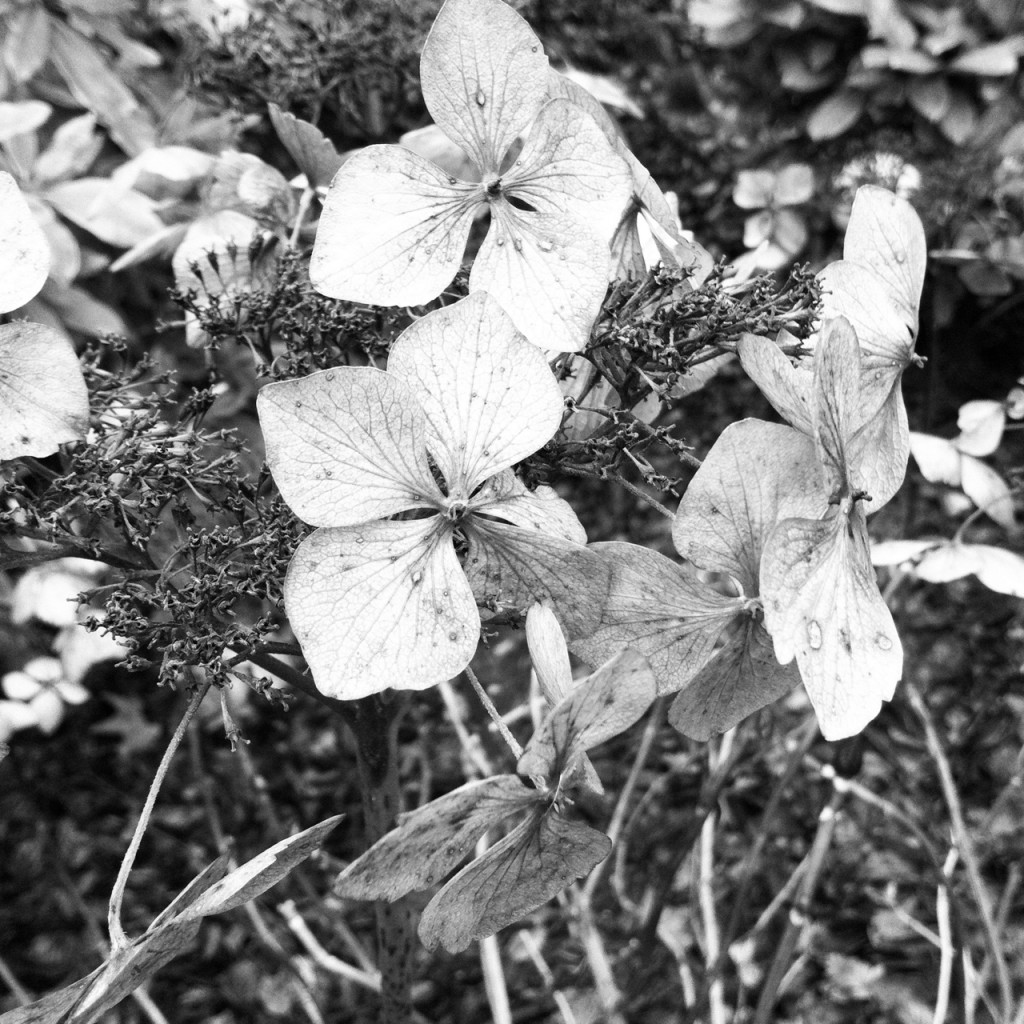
[419,808,610,953]
[736,333,813,434]
[526,603,574,705]
[0,171,49,313]
[309,145,480,306]
[812,316,862,499]
[0,323,89,460]
[673,419,825,595]
[257,367,443,528]
[470,471,587,544]
[503,98,632,243]
[333,776,538,902]
[760,509,902,740]
[419,0,549,175]
[471,201,611,352]
[386,293,562,496]
[284,519,479,700]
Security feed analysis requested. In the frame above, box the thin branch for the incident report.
[464,666,523,759]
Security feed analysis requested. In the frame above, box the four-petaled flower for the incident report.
[309,0,633,353]
[257,292,607,700]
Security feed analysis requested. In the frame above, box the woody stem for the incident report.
[350,692,416,1024]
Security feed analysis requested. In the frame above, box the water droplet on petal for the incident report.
[807,620,823,650]
[875,633,893,651]
[324,469,332,477]
[411,571,423,585]
[448,176,457,185]
[482,449,490,456]
[325,371,335,381]
[895,253,905,264]
[475,89,486,107]
[496,236,505,247]
[513,237,524,252]
[295,400,302,408]
[448,631,458,641]
[355,535,365,544]
[538,238,554,252]
[531,44,539,52]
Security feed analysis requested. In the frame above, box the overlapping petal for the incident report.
[284,519,479,700]
[386,292,563,495]
[257,368,444,528]
[420,0,549,175]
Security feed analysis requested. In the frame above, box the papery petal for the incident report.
[737,333,814,434]
[812,316,862,499]
[470,471,587,544]
[733,170,776,210]
[773,164,815,206]
[503,98,632,243]
[760,509,902,741]
[257,367,444,527]
[570,542,740,697]
[0,322,89,460]
[309,145,480,307]
[472,202,610,352]
[668,617,800,741]
[526,603,574,705]
[2,671,43,701]
[848,384,909,510]
[31,689,66,734]
[954,399,1005,457]
[284,519,479,700]
[464,518,611,639]
[420,0,549,175]
[0,171,49,313]
[909,431,962,486]
[386,293,562,495]
[673,419,826,595]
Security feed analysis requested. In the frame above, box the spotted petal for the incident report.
[472,202,611,352]
[387,293,562,496]
[257,367,444,528]
[420,0,549,175]
[284,519,479,699]
[309,145,480,306]
[470,471,587,544]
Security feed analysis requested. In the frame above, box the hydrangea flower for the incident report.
[256,292,609,700]
[309,0,633,353]
[0,656,90,742]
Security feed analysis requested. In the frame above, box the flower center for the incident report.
[444,498,470,522]
[485,177,502,199]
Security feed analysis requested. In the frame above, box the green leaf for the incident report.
[386,292,563,496]
[569,542,739,696]
[308,144,481,307]
[419,0,550,175]
[806,89,864,140]
[267,103,345,191]
[517,648,655,783]
[283,519,479,700]
[760,508,902,740]
[257,367,444,528]
[418,808,611,953]
[0,323,89,460]
[0,172,50,313]
[464,518,612,639]
[45,178,164,248]
[334,777,538,902]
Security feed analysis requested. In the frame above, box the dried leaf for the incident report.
[334,777,537,902]
[268,103,345,190]
[0,323,89,460]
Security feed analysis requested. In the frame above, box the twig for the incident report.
[0,954,32,1005]
[907,683,1013,1022]
[464,666,523,759]
[517,930,578,1024]
[934,846,959,1024]
[569,889,627,1024]
[278,900,382,992]
[699,810,726,1024]
[108,680,211,951]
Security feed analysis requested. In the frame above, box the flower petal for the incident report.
[420,0,549,175]
[737,333,814,434]
[387,293,563,495]
[464,518,611,639]
[760,509,902,741]
[0,171,49,313]
[2,671,43,701]
[257,367,443,527]
[673,419,826,596]
[471,202,611,352]
[569,542,740,697]
[0,322,89,460]
[503,98,632,243]
[309,145,480,306]
[470,471,587,544]
[284,519,479,700]
[526,603,574,705]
